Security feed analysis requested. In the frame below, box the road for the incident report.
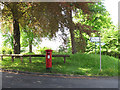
[1,72,118,88]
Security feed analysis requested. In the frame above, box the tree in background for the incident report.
[100,26,118,54]
[73,2,114,53]
[21,25,42,53]
[1,20,13,49]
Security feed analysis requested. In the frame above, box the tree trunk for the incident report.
[13,18,20,54]
[29,40,32,53]
[69,10,77,54]
[79,30,86,53]
[11,3,21,54]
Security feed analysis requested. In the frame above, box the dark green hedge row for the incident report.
[88,50,120,59]
[97,51,120,59]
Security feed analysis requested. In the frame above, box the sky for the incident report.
[0,0,119,51]
[103,0,119,26]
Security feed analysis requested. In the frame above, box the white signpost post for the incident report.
[90,37,105,71]
[99,37,101,71]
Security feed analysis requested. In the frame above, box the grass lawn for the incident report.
[0,53,119,76]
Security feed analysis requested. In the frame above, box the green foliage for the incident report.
[21,25,41,48]
[0,47,13,54]
[23,52,35,55]
[73,2,114,53]
[101,26,118,52]
[36,47,52,54]
[2,34,13,49]
[74,2,111,30]
[58,44,71,53]
[85,26,119,58]
[20,49,26,53]
[0,21,13,49]
[21,30,29,47]
[88,2,112,30]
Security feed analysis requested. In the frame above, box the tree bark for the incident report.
[13,18,20,54]
[29,40,32,53]
[69,10,77,54]
[10,3,21,54]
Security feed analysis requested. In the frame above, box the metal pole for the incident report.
[95,42,96,54]
[99,36,101,71]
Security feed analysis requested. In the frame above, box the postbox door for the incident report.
[46,52,52,68]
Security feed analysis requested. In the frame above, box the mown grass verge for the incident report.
[0,53,119,76]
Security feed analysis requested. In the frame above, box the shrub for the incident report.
[88,50,120,59]
[0,47,13,54]
[37,47,52,54]
[23,52,35,55]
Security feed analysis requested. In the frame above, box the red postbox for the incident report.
[45,49,53,69]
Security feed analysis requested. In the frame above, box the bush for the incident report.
[20,49,26,53]
[0,47,13,54]
[88,50,120,59]
[23,52,35,55]
[2,49,6,54]
[8,49,12,54]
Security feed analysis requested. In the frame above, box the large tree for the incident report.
[73,2,113,53]
[1,2,31,54]
[21,25,42,53]
[27,2,93,54]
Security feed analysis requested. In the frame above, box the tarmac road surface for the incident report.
[1,72,118,88]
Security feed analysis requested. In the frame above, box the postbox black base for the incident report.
[46,68,52,72]
[46,68,52,70]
